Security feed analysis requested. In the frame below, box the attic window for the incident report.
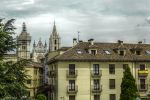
[119,50,124,56]
[136,50,141,55]
[145,50,150,55]
[104,50,111,55]
[91,50,96,55]
[76,49,82,54]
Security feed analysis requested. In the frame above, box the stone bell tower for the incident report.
[49,21,60,52]
[17,22,31,60]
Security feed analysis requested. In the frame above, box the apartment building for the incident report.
[25,62,43,98]
[47,39,150,100]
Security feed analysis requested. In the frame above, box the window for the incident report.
[27,91,30,96]
[93,64,99,75]
[54,40,57,44]
[123,64,128,71]
[104,50,111,54]
[109,79,115,89]
[69,64,75,75]
[69,95,75,100]
[76,49,82,54]
[136,50,141,55]
[94,95,100,100]
[109,94,116,100]
[54,46,57,50]
[27,79,31,84]
[34,69,37,75]
[140,79,146,90]
[69,80,75,91]
[145,50,150,55]
[109,64,115,74]
[22,46,26,50]
[119,50,124,56]
[91,50,96,55]
[93,79,100,90]
[139,64,146,70]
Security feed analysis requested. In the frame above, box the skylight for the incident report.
[104,50,111,54]
[76,49,82,54]
[145,50,150,55]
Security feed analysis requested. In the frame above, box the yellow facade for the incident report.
[47,38,150,100]
[25,65,43,99]
[48,60,150,100]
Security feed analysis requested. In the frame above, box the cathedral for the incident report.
[4,21,61,99]
[16,21,60,62]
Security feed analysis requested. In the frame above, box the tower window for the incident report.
[54,46,57,50]
[22,46,26,50]
[54,40,57,44]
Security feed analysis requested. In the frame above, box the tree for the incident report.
[0,18,16,59]
[37,94,47,100]
[0,19,29,99]
[120,66,138,100]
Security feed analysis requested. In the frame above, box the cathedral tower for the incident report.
[49,22,60,52]
[17,22,31,60]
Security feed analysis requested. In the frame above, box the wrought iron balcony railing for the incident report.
[66,70,78,78]
[67,85,78,94]
[91,70,102,78]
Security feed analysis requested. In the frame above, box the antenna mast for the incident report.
[78,31,80,42]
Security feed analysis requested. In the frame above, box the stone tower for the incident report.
[49,22,60,51]
[17,22,31,60]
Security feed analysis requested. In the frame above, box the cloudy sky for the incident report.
[1,0,150,46]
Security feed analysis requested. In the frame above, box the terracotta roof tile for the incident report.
[49,42,150,62]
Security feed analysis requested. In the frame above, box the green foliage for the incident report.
[0,60,30,99]
[120,66,138,100]
[37,94,47,100]
[0,19,30,99]
[0,19,16,59]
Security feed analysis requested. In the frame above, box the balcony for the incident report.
[91,85,102,94]
[66,70,78,78]
[47,70,56,78]
[91,70,102,78]
[138,69,148,76]
[137,84,148,92]
[67,85,78,94]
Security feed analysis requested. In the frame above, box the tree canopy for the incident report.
[0,19,16,59]
[120,66,138,100]
[0,19,29,99]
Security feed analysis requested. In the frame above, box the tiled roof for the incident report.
[49,42,150,62]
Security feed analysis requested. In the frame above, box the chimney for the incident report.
[79,40,83,43]
[118,40,123,45]
[88,38,94,45]
[138,41,142,44]
[73,38,77,46]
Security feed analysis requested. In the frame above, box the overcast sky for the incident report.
[1,0,150,46]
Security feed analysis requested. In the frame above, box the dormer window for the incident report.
[136,50,141,55]
[76,49,82,54]
[119,50,124,56]
[91,50,96,55]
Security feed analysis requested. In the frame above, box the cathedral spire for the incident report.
[49,21,60,52]
[22,22,27,32]
[52,21,57,35]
